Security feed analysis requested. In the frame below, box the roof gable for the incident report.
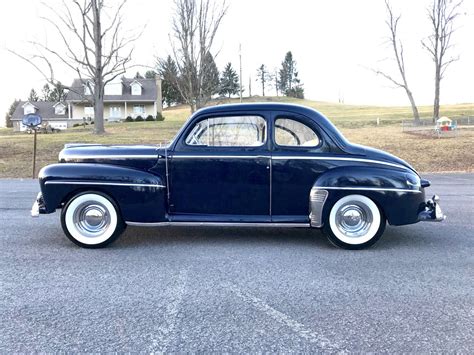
[130,79,143,87]
[66,78,158,102]
[11,101,68,120]
[22,101,37,109]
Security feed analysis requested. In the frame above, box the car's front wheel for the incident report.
[323,194,386,250]
[61,192,125,248]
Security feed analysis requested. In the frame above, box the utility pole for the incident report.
[239,44,242,102]
[249,75,252,97]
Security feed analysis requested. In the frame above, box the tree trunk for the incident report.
[405,88,420,123]
[433,67,441,123]
[92,0,105,134]
[94,86,104,133]
[190,101,196,113]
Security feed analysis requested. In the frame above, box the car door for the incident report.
[270,112,329,223]
[169,113,271,222]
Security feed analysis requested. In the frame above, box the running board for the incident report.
[126,221,311,228]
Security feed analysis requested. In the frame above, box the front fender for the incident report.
[311,166,425,226]
[38,163,167,223]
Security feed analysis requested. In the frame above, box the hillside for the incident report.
[0,97,473,177]
[160,96,474,126]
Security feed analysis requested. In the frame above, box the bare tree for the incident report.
[373,0,420,122]
[169,0,227,112]
[9,0,140,134]
[422,0,462,122]
[256,64,271,97]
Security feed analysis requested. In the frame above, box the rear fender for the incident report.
[38,163,167,223]
[310,166,425,226]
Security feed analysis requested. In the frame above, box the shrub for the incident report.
[145,115,155,121]
[135,115,144,122]
[73,123,81,127]
[90,121,94,125]
[125,116,133,122]
[156,112,165,121]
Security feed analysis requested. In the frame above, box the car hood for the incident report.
[58,144,164,170]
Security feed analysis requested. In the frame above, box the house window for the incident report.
[110,106,122,118]
[131,83,142,95]
[133,105,145,117]
[84,106,94,118]
[24,105,35,115]
[55,104,66,115]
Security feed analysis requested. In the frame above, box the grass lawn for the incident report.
[1,97,473,178]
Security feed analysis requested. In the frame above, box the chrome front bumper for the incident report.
[31,200,40,217]
[31,192,45,217]
[418,195,446,222]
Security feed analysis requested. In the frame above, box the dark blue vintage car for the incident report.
[32,103,445,249]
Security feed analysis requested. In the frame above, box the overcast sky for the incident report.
[0,0,473,126]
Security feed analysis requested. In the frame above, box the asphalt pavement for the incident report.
[0,174,473,352]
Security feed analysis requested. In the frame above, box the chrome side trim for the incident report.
[61,154,157,160]
[272,156,408,170]
[309,188,328,227]
[316,186,421,193]
[170,154,408,170]
[126,221,310,228]
[172,155,271,159]
[44,181,166,188]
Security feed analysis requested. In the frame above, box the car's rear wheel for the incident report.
[61,192,125,248]
[323,194,385,250]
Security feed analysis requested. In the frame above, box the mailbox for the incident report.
[22,114,42,128]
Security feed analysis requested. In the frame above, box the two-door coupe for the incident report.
[32,103,445,249]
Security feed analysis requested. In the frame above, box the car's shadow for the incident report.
[118,226,332,249]
[110,224,445,251]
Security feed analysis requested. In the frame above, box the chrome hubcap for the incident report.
[73,202,110,238]
[335,203,373,238]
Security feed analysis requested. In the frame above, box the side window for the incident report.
[185,116,266,147]
[275,118,320,147]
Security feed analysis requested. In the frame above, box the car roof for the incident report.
[194,102,318,116]
[186,102,351,151]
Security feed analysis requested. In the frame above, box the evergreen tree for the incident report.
[5,99,19,128]
[49,82,68,102]
[157,55,182,107]
[28,89,39,102]
[219,62,239,98]
[287,86,305,99]
[134,71,144,79]
[201,52,220,98]
[278,51,304,98]
[42,83,51,101]
[145,70,157,79]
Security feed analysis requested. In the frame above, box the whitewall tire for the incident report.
[324,194,386,250]
[61,192,125,248]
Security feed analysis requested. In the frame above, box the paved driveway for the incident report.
[0,174,472,352]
